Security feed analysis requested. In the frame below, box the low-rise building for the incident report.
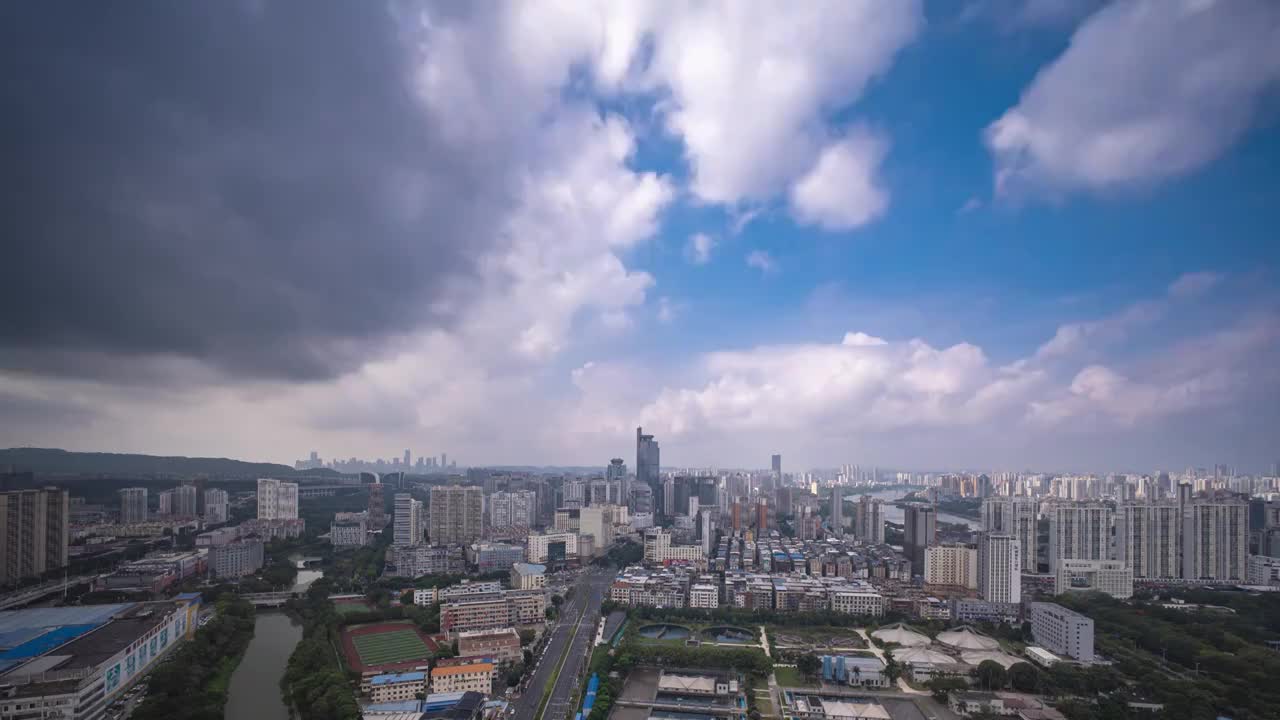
[924,543,978,590]
[1053,559,1133,599]
[240,518,305,541]
[368,671,427,703]
[330,512,369,548]
[195,526,240,547]
[525,532,578,565]
[456,628,521,664]
[820,655,889,688]
[1247,554,1280,586]
[430,659,494,695]
[688,583,719,609]
[473,543,525,573]
[511,563,546,590]
[442,597,512,635]
[1029,602,1094,662]
[506,590,546,625]
[209,539,264,578]
[387,545,466,578]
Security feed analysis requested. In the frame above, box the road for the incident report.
[511,567,612,720]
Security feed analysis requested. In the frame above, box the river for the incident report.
[223,563,324,720]
[855,487,983,530]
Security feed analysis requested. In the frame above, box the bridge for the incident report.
[243,591,297,608]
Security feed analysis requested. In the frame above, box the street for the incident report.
[511,567,612,720]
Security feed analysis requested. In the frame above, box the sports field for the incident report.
[341,621,439,672]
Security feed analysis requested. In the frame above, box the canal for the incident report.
[223,563,324,720]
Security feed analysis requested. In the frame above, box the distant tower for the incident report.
[368,483,386,529]
[404,449,411,468]
[830,486,844,538]
[771,454,782,484]
[636,427,661,518]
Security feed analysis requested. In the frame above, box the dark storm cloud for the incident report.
[0,2,501,381]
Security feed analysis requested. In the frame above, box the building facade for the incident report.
[977,533,1021,604]
[1183,500,1249,581]
[330,512,370,547]
[256,478,299,520]
[980,496,1038,572]
[394,493,423,546]
[923,544,978,589]
[0,488,69,585]
[1054,558,1134,598]
[209,539,265,578]
[203,489,229,525]
[1046,503,1111,572]
[429,486,484,546]
[1116,501,1180,579]
[119,487,148,525]
[903,504,937,576]
[1029,602,1094,662]
[636,427,661,518]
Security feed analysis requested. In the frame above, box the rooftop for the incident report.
[372,671,427,685]
[431,662,493,677]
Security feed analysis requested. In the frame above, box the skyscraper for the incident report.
[903,504,937,575]
[490,490,536,528]
[204,489,229,525]
[428,485,484,546]
[636,427,660,518]
[1047,503,1111,572]
[977,532,1021,603]
[1183,499,1249,581]
[404,449,411,467]
[854,495,884,544]
[981,496,1038,572]
[368,483,386,529]
[394,493,422,546]
[119,487,148,524]
[173,484,198,517]
[1116,501,1180,578]
[257,478,299,520]
[771,454,782,482]
[0,488,69,585]
[607,458,627,504]
[829,486,844,538]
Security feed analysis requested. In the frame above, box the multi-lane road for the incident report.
[511,567,612,720]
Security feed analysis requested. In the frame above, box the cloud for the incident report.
[961,0,1104,31]
[1167,271,1223,299]
[0,3,505,381]
[684,233,717,265]
[746,251,779,274]
[958,197,983,214]
[657,297,678,324]
[986,0,1280,195]
[633,1,923,205]
[789,129,891,231]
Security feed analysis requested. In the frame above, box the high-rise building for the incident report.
[854,495,884,544]
[366,482,386,530]
[607,458,628,505]
[256,478,299,520]
[924,543,977,589]
[771,454,782,481]
[173,485,197,517]
[636,427,661,518]
[429,485,484,546]
[903,504,937,575]
[489,490,536,529]
[1047,503,1111,572]
[404,449,412,468]
[203,489,229,525]
[119,487,148,524]
[981,497,1038,572]
[1183,499,1249,581]
[158,490,174,517]
[829,486,844,538]
[0,488,69,585]
[1116,501,1180,578]
[977,532,1021,603]
[394,493,423,546]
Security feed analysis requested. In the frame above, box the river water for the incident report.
[223,565,324,720]
[856,487,982,530]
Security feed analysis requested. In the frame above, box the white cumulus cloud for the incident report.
[987,0,1280,195]
[789,129,891,231]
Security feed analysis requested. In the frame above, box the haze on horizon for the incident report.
[1,1,1278,473]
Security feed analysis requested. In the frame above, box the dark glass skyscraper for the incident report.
[636,427,661,518]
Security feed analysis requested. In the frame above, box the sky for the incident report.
[1,0,1278,473]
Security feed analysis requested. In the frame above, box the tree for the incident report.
[883,656,902,684]
[927,676,968,703]
[975,660,1007,691]
[551,594,564,607]
[400,589,415,605]
[1007,662,1039,693]
[796,654,822,681]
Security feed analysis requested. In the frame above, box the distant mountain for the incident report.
[0,447,327,480]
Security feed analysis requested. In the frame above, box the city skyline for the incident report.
[2,2,1277,471]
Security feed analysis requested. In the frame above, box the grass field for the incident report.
[772,666,817,688]
[352,628,432,666]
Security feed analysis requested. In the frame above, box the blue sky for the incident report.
[2,0,1278,472]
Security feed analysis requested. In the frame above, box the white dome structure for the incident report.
[937,627,1000,651]
[889,646,955,666]
[870,624,930,648]
[960,650,1021,669]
